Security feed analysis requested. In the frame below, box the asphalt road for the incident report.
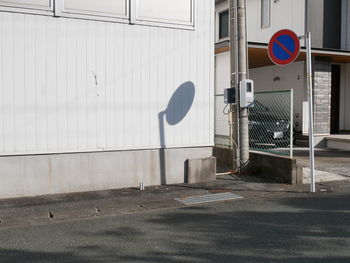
[0,184,349,263]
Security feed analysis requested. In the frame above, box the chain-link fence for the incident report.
[215,90,293,157]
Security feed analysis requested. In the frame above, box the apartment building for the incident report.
[215,0,350,146]
[0,0,215,199]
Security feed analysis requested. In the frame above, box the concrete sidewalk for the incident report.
[294,148,350,183]
[1,173,348,230]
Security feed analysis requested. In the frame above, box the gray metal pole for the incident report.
[229,0,240,170]
[237,0,249,168]
[290,89,294,159]
[306,32,316,193]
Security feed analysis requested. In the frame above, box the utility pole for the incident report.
[229,0,249,171]
[237,0,249,168]
[229,0,240,171]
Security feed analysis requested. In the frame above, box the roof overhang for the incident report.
[216,42,350,68]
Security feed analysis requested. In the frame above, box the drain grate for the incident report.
[175,192,243,205]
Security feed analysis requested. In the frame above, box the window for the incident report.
[0,0,195,29]
[55,0,129,22]
[261,0,270,28]
[0,0,53,13]
[56,0,193,28]
[136,0,194,28]
[218,10,229,40]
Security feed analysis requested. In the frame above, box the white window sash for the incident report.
[0,0,195,30]
[134,0,195,29]
[54,0,129,23]
[0,0,53,14]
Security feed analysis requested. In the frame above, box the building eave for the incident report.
[216,41,350,68]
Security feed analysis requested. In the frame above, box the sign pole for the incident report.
[306,32,316,193]
[267,29,315,192]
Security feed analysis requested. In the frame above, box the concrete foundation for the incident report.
[326,135,350,151]
[213,146,234,168]
[248,151,303,185]
[186,157,216,184]
[214,147,302,184]
[0,147,213,199]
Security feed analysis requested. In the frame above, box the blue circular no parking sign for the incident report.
[268,29,300,66]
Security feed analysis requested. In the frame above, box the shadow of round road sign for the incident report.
[268,29,300,66]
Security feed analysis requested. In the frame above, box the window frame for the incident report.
[54,0,130,24]
[261,0,271,29]
[217,9,229,41]
[134,0,195,30]
[0,0,195,30]
[0,0,53,15]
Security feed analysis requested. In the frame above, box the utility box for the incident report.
[224,88,236,104]
[240,79,254,108]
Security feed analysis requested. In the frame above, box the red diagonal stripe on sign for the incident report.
[274,38,293,57]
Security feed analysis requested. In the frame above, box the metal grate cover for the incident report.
[175,192,243,205]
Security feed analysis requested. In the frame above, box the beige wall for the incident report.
[308,0,324,48]
[215,0,305,44]
[246,0,305,44]
[215,51,230,94]
[250,61,306,132]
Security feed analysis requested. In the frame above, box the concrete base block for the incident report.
[186,157,216,184]
[248,151,302,185]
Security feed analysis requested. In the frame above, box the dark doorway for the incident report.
[331,65,341,134]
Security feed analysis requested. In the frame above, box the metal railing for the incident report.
[214,89,293,157]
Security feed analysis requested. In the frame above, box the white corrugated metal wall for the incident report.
[0,0,215,156]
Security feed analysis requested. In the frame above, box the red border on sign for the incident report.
[268,29,300,66]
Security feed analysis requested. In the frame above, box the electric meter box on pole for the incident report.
[240,79,254,108]
[224,88,236,104]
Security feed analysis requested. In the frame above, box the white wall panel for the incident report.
[24,15,37,151]
[1,13,15,152]
[0,0,214,156]
[13,14,26,152]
